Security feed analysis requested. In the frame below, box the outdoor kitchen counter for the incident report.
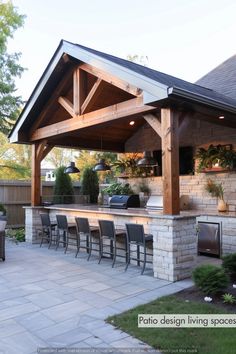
[44,204,200,219]
[24,204,236,281]
[44,204,236,218]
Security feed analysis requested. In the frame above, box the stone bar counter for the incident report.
[24,204,198,282]
[24,204,236,281]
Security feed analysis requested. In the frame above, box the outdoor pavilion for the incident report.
[9,40,236,281]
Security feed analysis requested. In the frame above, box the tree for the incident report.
[45,147,78,169]
[81,167,99,203]
[76,150,117,183]
[127,54,149,66]
[0,132,31,179]
[53,166,74,204]
[0,1,25,135]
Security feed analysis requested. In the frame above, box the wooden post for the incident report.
[73,67,87,115]
[161,107,180,214]
[31,140,53,206]
[31,143,41,206]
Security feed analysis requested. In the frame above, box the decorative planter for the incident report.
[218,199,227,212]
[201,167,230,173]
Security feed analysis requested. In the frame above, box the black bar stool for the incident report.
[125,223,153,274]
[98,219,127,268]
[39,213,57,248]
[55,214,76,253]
[75,217,100,260]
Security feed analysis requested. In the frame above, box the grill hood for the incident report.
[109,195,140,209]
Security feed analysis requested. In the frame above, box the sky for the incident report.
[7,0,236,101]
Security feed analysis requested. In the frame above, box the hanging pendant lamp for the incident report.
[136,151,158,167]
[93,158,111,172]
[93,137,111,172]
[64,162,80,174]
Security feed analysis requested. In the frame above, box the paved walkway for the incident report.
[0,240,193,354]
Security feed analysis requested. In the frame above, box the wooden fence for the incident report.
[0,180,81,227]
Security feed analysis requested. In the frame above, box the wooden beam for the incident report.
[29,67,74,135]
[58,96,74,117]
[30,97,155,141]
[73,67,81,115]
[31,143,42,206]
[41,144,54,160]
[81,78,103,114]
[143,113,162,138]
[80,63,142,97]
[62,53,70,63]
[161,107,180,215]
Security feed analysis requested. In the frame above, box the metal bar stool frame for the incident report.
[55,214,77,253]
[39,213,57,248]
[125,223,153,274]
[98,219,128,268]
[75,217,100,260]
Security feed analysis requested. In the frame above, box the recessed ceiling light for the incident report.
[129,120,135,126]
[219,115,225,119]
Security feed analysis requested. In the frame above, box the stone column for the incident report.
[24,206,47,243]
[152,215,197,281]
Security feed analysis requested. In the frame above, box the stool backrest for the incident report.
[99,220,115,239]
[126,223,145,244]
[56,215,68,231]
[75,217,90,234]
[40,213,51,228]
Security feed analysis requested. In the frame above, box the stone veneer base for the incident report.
[24,205,197,282]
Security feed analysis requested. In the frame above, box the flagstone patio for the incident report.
[0,240,193,354]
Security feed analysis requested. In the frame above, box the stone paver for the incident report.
[0,240,193,353]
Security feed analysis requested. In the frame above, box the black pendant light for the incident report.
[93,158,111,172]
[93,137,111,172]
[64,162,80,174]
[136,151,158,167]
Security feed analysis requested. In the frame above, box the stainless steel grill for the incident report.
[109,195,140,209]
[145,195,163,210]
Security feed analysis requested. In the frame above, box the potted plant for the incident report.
[112,153,143,177]
[195,144,236,172]
[205,179,227,212]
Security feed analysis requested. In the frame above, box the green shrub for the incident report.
[53,166,74,204]
[192,264,229,295]
[81,167,99,203]
[222,253,236,279]
[0,203,6,215]
[103,182,134,196]
[222,293,236,304]
[6,228,25,243]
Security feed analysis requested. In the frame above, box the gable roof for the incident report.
[75,43,236,108]
[9,40,236,143]
[196,55,236,101]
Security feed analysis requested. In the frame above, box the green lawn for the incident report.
[107,296,236,354]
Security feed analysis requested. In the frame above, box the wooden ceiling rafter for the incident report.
[81,78,103,114]
[79,63,142,97]
[58,96,74,117]
[30,96,155,141]
[29,66,75,135]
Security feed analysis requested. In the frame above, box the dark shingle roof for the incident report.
[196,55,236,100]
[75,43,236,108]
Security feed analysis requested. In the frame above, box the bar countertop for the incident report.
[36,204,236,220]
